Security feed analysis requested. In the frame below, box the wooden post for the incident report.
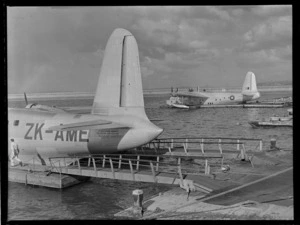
[136,155,140,171]
[150,162,157,183]
[118,155,122,169]
[171,139,174,149]
[237,139,240,151]
[129,160,135,181]
[201,139,204,154]
[205,159,208,174]
[102,155,106,168]
[109,158,115,179]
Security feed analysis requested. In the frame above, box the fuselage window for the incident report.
[14,120,19,126]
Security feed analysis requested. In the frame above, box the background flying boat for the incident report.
[167,72,260,108]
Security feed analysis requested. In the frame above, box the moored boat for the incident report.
[249,108,293,128]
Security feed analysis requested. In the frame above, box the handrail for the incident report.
[156,137,262,141]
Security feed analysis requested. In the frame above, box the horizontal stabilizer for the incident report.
[48,119,128,131]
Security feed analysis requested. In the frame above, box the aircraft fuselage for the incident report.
[8,108,162,160]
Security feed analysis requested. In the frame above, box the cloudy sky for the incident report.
[7,6,292,94]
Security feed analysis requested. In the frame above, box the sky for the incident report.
[7,6,292,94]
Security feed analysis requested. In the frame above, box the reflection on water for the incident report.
[7,91,293,220]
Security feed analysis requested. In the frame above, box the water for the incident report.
[7,91,293,220]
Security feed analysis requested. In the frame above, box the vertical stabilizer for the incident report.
[242,72,258,94]
[92,28,146,117]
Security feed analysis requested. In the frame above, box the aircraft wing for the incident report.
[48,119,129,131]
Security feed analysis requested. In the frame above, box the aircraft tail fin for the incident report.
[241,72,259,95]
[91,28,147,118]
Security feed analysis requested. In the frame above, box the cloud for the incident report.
[251,5,292,17]
[242,15,292,51]
[236,45,291,66]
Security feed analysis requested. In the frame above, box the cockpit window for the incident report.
[13,120,19,126]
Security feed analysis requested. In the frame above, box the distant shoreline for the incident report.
[8,86,292,100]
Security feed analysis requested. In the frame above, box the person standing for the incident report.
[10,139,23,166]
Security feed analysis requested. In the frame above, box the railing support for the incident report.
[171,139,174,149]
[118,155,122,169]
[136,155,140,171]
[129,160,135,181]
[88,157,91,167]
[205,159,208,174]
[200,138,204,154]
[219,139,222,154]
[156,156,159,171]
[185,138,188,150]
[168,147,172,155]
[150,162,157,183]
[259,140,263,151]
[109,158,115,179]
[183,143,188,154]
[237,139,240,151]
[177,158,183,186]
[92,157,97,176]
[102,155,106,168]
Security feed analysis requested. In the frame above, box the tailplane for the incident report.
[241,72,260,98]
[91,28,147,119]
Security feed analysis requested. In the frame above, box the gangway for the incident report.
[48,151,229,193]
[139,137,263,167]
[10,136,263,190]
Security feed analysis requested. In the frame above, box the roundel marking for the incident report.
[230,95,235,100]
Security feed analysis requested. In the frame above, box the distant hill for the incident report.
[258,80,292,86]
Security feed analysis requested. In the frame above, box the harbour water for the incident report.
[7,91,293,220]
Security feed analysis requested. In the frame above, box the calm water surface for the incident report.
[7,91,293,220]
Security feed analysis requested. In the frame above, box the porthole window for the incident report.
[14,120,19,126]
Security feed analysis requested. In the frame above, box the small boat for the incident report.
[249,108,292,128]
[167,96,189,109]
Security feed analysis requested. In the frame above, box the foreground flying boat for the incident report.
[8,28,163,165]
[167,72,260,108]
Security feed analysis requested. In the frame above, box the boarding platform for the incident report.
[9,137,263,191]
